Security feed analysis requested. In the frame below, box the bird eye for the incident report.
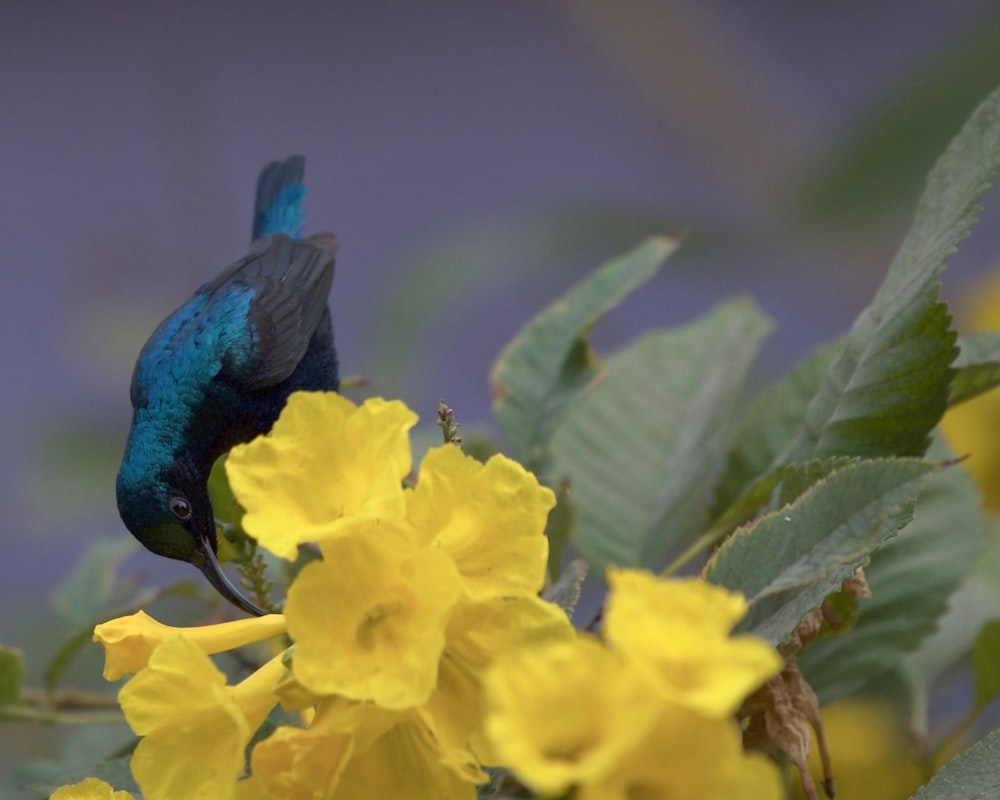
[169,496,192,520]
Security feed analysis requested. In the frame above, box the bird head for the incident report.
[116,459,266,616]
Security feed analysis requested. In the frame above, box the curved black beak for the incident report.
[193,536,268,616]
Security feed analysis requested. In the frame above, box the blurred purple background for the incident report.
[4,1,1000,785]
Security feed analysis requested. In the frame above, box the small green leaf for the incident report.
[550,297,772,572]
[909,726,1000,799]
[973,619,1000,709]
[52,538,139,626]
[703,458,936,645]
[0,646,24,706]
[949,331,1000,406]
[800,437,985,703]
[45,627,97,695]
[490,236,677,465]
[542,559,589,619]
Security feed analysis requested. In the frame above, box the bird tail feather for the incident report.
[253,155,307,241]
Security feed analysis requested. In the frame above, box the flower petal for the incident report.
[406,445,554,599]
[484,635,659,796]
[227,393,417,559]
[50,778,135,800]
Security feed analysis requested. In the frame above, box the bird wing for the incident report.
[208,232,337,389]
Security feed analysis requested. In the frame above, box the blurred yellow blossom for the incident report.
[485,635,660,795]
[940,267,1000,507]
[789,699,925,799]
[485,572,783,800]
[605,569,783,717]
[49,778,135,800]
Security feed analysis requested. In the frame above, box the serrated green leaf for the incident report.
[788,85,1000,461]
[790,287,956,459]
[949,331,1000,406]
[973,619,1000,708]
[799,436,984,703]
[713,338,843,517]
[52,538,139,626]
[490,236,677,464]
[704,458,936,645]
[909,726,1000,799]
[776,456,859,508]
[0,646,24,706]
[550,297,772,572]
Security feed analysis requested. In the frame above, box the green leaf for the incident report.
[973,619,1000,709]
[0,646,24,706]
[543,483,576,583]
[799,437,985,702]
[368,204,693,405]
[712,338,843,517]
[788,84,1000,461]
[703,458,936,645]
[45,626,97,695]
[549,297,772,571]
[490,236,677,465]
[52,538,139,626]
[541,559,589,620]
[949,331,1000,406]
[909,726,1000,799]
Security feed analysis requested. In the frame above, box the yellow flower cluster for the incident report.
[91,392,574,800]
[76,392,786,800]
[485,569,785,800]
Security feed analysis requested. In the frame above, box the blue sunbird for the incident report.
[116,156,338,615]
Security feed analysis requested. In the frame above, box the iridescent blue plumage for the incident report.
[116,156,338,615]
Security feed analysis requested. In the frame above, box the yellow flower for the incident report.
[241,697,480,800]
[406,445,554,600]
[582,704,782,800]
[93,609,287,680]
[50,778,135,800]
[789,700,924,800]
[235,706,355,800]
[226,393,418,559]
[420,594,576,776]
[331,717,478,800]
[285,517,463,708]
[119,636,284,800]
[605,569,782,717]
[485,635,660,796]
